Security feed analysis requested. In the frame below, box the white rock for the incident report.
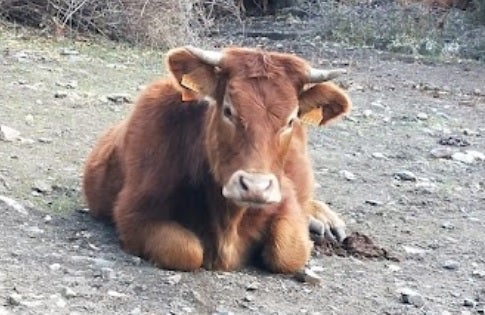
[417,112,428,120]
[295,268,322,285]
[62,287,77,298]
[0,125,21,142]
[371,152,387,159]
[403,245,427,255]
[452,152,475,164]
[49,263,62,271]
[363,109,373,118]
[339,170,356,181]
[107,290,126,298]
[430,147,454,159]
[466,150,485,161]
[0,195,28,215]
[399,288,425,307]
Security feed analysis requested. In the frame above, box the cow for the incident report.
[82,46,352,273]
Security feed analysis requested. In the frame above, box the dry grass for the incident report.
[0,0,242,48]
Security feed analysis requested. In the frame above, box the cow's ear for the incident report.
[298,82,351,126]
[166,48,218,101]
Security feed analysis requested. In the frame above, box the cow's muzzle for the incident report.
[222,170,281,207]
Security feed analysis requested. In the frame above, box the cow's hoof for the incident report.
[308,200,346,242]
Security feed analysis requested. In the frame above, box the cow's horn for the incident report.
[308,68,347,83]
[185,46,223,66]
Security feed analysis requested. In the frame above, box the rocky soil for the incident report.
[1,11,485,315]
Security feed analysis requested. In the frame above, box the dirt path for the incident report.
[1,22,484,314]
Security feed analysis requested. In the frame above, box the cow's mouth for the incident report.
[222,170,282,206]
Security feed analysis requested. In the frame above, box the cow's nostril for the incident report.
[265,179,272,191]
[239,176,249,191]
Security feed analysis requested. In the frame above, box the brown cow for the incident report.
[83,46,352,273]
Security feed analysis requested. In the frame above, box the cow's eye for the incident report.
[223,106,232,119]
[287,118,295,128]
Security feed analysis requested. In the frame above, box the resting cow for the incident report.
[83,46,352,273]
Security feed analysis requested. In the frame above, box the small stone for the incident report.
[32,180,52,193]
[54,91,68,98]
[131,256,142,265]
[386,264,401,272]
[106,93,132,104]
[464,299,476,307]
[107,290,126,298]
[417,113,428,120]
[458,100,475,107]
[49,263,61,271]
[399,288,425,307]
[166,274,182,285]
[466,150,485,161]
[473,88,482,95]
[430,147,454,159]
[442,260,460,270]
[55,297,67,308]
[101,267,116,280]
[246,282,259,291]
[472,269,485,278]
[451,152,475,164]
[44,215,52,223]
[441,222,454,230]
[365,199,383,206]
[59,48,79,55]
[0,195,28,215]
[363,109,373,118]
[130,307,142,315]
[62,287,77,298]
[371,152,387,159]
[38,137,53,143]
[394,171,417,181]
[25,114,34,124]
[0,125,21,142]
[339,170,356,181]
[55,80,78,89]
[295,268,322,285]
[243,294,254,302]
[403,245,427,256]
[7,293,22,306]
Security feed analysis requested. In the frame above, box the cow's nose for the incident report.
[222,170,281,206]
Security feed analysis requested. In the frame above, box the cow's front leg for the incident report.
[262,197,312,273]
[307,200,346,242]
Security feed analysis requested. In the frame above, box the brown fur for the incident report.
[83,46,351,273]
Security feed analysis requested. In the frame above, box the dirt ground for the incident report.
[1,14,485,315]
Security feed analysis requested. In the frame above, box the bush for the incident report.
[0,0,242,48]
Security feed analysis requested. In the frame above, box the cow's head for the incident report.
[168,46,351,207]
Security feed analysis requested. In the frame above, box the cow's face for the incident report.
[168,46,351,207]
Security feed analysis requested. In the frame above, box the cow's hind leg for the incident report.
[308,200,346,242]
[262,199,312,273]
[120,220,204,271]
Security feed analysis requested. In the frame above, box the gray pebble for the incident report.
[399,288,425,307]
[62,287,77,299]
[0,125,21,142]
[7,293,22,306]
[441,222,455,230]
[430,147,454,159]
[101,267,116,280]
[394,171,417,181]
[417,112,428,120]
[442,260,460,270]
[464,299,476,307]
[339,170,356,181]
[93,258,115,269]
[295,268,322,285]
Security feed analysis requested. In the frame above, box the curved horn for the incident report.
[185,45,223,66]
[308,68,347,83]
